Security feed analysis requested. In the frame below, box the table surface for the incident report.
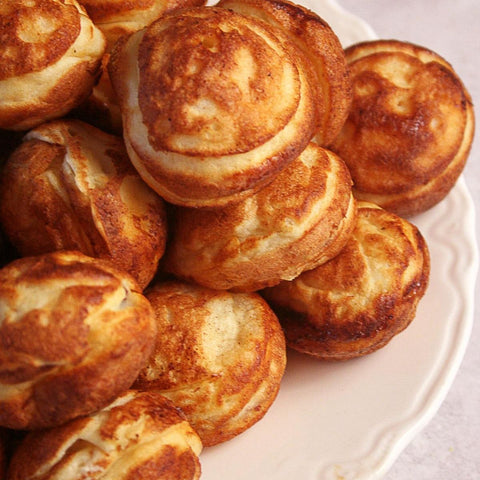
[336,1,480,479]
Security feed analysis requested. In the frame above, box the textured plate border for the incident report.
[201,1,478,479]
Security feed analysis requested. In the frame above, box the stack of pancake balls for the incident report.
[0,0,474,478]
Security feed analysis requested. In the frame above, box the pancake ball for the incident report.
[0,119,168,290]
[263,202,430,360]
[7,390,202,480]
[330,39,475,217]
[0,0,106,131]
[164,143,356,292]
[217,0,352,146]
[108,6,318,207]
[78,0,207,50]
[0,251,157,430]
[133,280,286,446]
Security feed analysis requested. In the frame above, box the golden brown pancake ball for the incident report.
[217,0,352,146]
[263,202,430,361]
[7,390,202,480]
[0,0,106,131]
[164,143,356,292]
[78,0,207,50]
[0,119,168,289]
[108,6,318,207]
[0,251,157,430]
[330,39,475,217]
[133,281,286,446]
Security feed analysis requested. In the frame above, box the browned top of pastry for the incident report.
[217,0,351,146]
[263,202,430,360]
[0,251,156,429]
[0,0,106,130]
[0,0,81,79]
[330,39,474,216]
[108,6,317,207]
[164,143,356,291]
[78,0,207,49]
[135,7,309,155]
[7,390,202,480]
[134,281,286,446]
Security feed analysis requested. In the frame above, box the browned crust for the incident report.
[0,0,80,79]
[138,11,298,155]
[217,0,352,146]
[0,251,156,429]
[263,203,431,360]
[164,143,356,292]
[79,0,206,25]
[330,39,475,217]
[134,281,286,446]
[78,0,207,50]
[0,119,168,289]
[108,6,318,207]
[7,391,202,480]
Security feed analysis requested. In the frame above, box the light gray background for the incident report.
[336,1,480,479]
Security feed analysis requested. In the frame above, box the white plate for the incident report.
[201,1,479,479]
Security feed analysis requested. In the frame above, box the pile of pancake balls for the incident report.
[0,0,474,478]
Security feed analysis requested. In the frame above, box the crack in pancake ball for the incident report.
[0,0,106,131]
[133,281,287,446]
[0,251,157,430]
[108,6,318,207]
[263,202,430,361]
[330,39,475,217]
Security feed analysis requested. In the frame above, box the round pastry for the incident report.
[330,39,475,217]
[108,6,318,207]
[0,119,168,289]
[263,202,430,361]
[0,251,157,430]
[7,390,202,480]
[216,0,351,146]
[78,0,207,50]
[164,143,356,292]
[0,0,106,131]
[133,281,286,446]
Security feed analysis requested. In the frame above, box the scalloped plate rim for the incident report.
[201,1,478,479]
